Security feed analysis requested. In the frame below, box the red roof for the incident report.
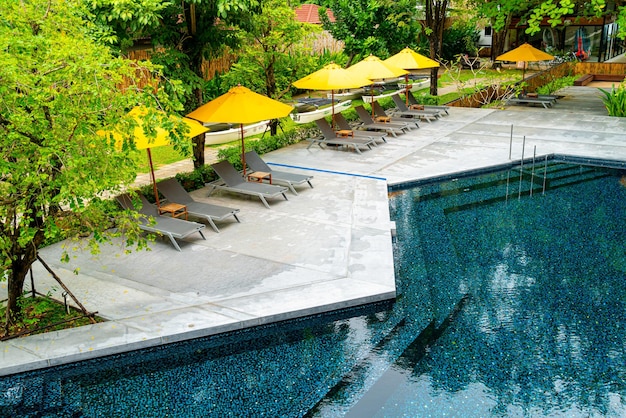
[294,4,335,24]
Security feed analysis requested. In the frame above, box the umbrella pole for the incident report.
[240,124,247,177]
[331,90,335,129]
[147,148,160,207]
[405,74,410,106]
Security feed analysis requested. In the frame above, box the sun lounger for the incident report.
[405,91,450,115]
[208,160,289,209]
[116,192,206,251]
[244,150,313,196]
[390,95,441,122]
[333,113,389,144]
[156,178,240,233]
[309,118,377,154]
[370,101,419,129]
[517,93,558,104]
[353,105,409,137]
[505,94,554,109]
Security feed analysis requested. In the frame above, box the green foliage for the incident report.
[220,0,315,100]
[410,94,441,105]
[320,0,421,63]
[600,83,626,117]
[536,75,576,94]
[217,131,303,170]
[440,19,480,62]
[0,0,184,323]
[149,49,204,109]
[525,0,625,40]
[84,0,170,48]
[175,165,218,191]
[1,294,103,338]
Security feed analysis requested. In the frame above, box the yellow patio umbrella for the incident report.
[100,106,209,207]
[293,63,373,127]
[496,43,554,82]
[384,47,440,105]
[347,55,408,116]
[186,85,293,175]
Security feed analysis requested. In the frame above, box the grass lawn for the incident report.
[1,295,105,339]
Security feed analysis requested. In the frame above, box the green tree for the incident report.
[526,0,626,40]
[221,0,319,134]
[470,0,537,61]
[0,0,185,328]
[422,0,450,95]
[86,0,259,168]
[320,0,421,66]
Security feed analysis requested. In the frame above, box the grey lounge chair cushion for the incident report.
[157,178,240,232]
[244,151,313,195]
[311,118,377,154]
[505,95,554,108]
[369,102,419,129]
[209,160,288,208]
[390,95,442,122]
[333,113,390,141]
[354,106,409,136]
[406,91,450,114]
[115,192,206,251]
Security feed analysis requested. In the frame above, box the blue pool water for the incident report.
[3,161,626,417]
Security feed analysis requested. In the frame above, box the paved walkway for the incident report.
[2,86,626,376]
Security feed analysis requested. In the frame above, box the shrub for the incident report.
[600,83,626,117]
[536,75,576,95]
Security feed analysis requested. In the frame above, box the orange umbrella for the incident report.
[384,47,440,105]
[293,63,373,127]
[347,55,408,116]
[496,43,554,82]
[100,106,208,207]
[187,85,293,175]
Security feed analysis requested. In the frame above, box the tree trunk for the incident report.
[5,249,38,330]
[429,67,439,96]
[193,133,205,167]
[265,55,279,136]
[192,82,205,169]
[424,0,448,97]
[490,16,511,65]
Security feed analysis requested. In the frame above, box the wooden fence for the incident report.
[447,62,626,108]
[573,62,626,76]
[119,48,237,90]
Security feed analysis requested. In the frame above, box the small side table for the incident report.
[336,129,354,137]
[247,171,272,184]
[158,202,188,220]
[375,116,391,123]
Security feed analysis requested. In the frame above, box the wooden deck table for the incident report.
[247,171,272,184]
[158,202,188,220]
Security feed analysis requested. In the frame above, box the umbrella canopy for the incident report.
[293,63,373,127]
[496,43,554,82]
[384,47,440,71]
[187,85,293,174]
[347,55,407,115]
[101,106,209,207]
[384,47,440,105]
[293,63,374,91]
[347,55,408,82]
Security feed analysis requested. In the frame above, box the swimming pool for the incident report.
[3,160,626,417]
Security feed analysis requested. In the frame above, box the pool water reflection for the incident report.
[3,162,626,417]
